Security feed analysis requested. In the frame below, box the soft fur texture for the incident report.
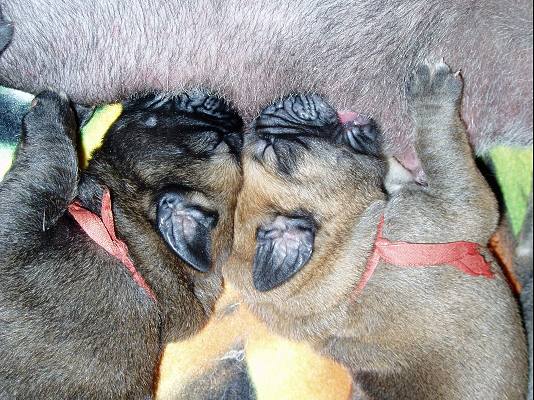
[224,62,528,399]
[516,198,533,400]
[0,0,531,170]
[0,91,243,398]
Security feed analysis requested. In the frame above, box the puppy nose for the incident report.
[254,94,342,140]
[223,131,243,154]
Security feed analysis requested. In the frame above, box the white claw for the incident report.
[454,70,462,77]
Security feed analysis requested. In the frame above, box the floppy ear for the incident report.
[157,192,218,272]
[338,117,382,157]
[253,215,315,292]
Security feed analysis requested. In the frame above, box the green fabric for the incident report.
[0,84,121,179]
[79,103,122,167]
[489,146,533,236]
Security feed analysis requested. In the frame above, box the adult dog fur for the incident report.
[0,0,531,164]
[224,62,528,399]
[0,91,243,398]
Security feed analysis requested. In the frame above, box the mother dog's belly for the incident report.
[0,0,531,163]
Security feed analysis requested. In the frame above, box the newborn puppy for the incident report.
[0,91,243,398]
[225,62,528,399]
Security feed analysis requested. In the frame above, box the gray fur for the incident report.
[516,197,533,400]
[0,0,531,165]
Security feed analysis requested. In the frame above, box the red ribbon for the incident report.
[355,215,494,295]
[68,189,157,302]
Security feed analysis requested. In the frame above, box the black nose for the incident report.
[254,94,342,140]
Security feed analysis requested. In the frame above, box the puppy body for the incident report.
[0,92,242,398]
[225,64,528,399]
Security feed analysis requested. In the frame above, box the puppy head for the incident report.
[224,94,386,324]
[85,92,243,312]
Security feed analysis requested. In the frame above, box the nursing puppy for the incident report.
[225,62,528,399]
[0,90,243,398]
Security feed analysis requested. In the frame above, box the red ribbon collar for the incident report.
[68,189,157,302]
[355,215,495,295]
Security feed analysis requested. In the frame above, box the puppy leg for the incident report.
[516,198,534,400]
[376,62,526,399]
[0,91,78,239]
[388,61,498,243]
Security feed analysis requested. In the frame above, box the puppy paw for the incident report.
[406,60,463,109]
[23,91,77,144]
[255,94,339,138]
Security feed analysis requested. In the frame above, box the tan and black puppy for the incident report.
[0,91,242,398]
[225,62,528,399]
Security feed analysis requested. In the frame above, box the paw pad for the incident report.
[406,60,463,105]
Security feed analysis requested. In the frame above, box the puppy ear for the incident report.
[253,216,315,292]
[157,192,218,272]
[338,116,382,157]
[384,157,415,195]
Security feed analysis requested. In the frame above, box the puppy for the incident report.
[0,90,243,398]
[224,62,528,399]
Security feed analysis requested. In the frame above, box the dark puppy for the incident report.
[225,62,528,399]
[0,91,243,398]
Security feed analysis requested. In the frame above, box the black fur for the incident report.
[0,90,243,398]
[181,353,257,400]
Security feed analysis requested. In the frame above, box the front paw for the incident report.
[406,60,463,109]
[22,91,77,144]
